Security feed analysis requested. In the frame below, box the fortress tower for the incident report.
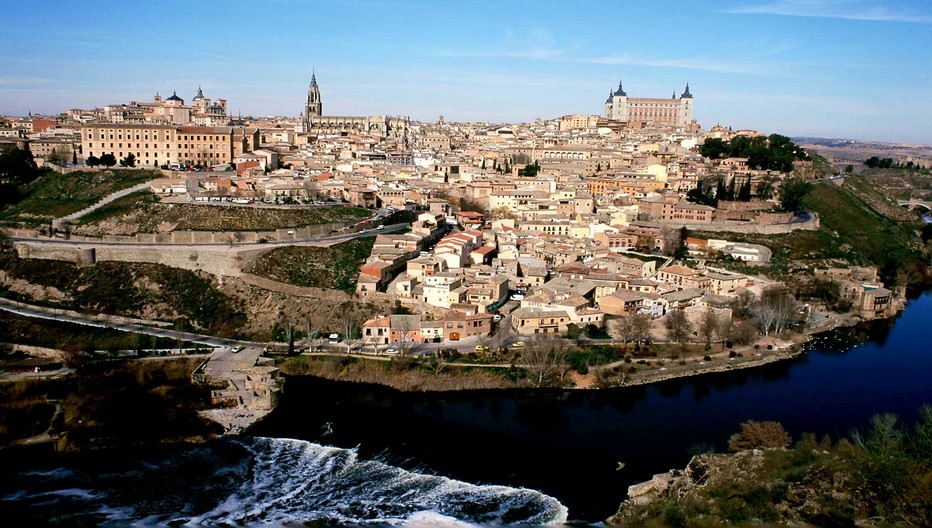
[604,80,693,127]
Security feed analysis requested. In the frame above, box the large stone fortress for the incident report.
[301,72,410,139]
[604,81,693,127]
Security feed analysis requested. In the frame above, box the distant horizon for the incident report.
[2,1,930,144]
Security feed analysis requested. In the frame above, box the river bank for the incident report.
[5,290,930,524]
[268,300,879,395]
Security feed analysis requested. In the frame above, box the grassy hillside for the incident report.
[0,249,246,336]
[0,169,155,222]
[76,190,159,225]
[698,176,930,284]
[802,176,928,279]
[75,202,370,233]
[246,236,376,292]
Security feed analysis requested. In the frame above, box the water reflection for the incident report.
[251,291,932,523]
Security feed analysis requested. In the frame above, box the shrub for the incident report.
[703,355,712,361]
[728,420,792,452]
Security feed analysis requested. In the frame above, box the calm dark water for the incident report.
[250,290,932,522]
[2,291,930,525]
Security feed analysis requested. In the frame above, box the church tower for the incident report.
[305,71,322,119]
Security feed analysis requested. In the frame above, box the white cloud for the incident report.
[727,1,932,23]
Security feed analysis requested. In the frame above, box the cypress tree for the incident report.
[738,175,752,201]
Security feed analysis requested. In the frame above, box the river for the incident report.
[3,291,931,525]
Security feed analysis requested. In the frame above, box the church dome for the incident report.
[192,86,205,100]
[166,91,184,103]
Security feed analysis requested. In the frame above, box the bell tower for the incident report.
[305,71,322,118]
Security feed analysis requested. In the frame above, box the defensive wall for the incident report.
[680,213,819,235]
[5,222,346,245]
[15,243,248,277]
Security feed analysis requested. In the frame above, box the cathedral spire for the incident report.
[305,70,322,119]
[681,82,692,98]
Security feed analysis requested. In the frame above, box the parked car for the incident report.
[383,348,399,355]
[474,345,489,352]
[492,314,503,322]
[510,341,525,349]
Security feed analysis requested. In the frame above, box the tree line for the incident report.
[864,156,927,171]
[700,134,809,173]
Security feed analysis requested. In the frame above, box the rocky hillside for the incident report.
[0,248,246,337]
[610,411,932,527]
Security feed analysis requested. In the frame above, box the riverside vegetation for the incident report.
[611,406,932,527]
[0,356,221,451]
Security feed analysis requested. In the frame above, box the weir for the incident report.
[193,346,283,433]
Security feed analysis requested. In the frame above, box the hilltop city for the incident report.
[1,72,931,431]
[2,68,932,526]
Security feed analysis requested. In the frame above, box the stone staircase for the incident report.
[53,182,152,229]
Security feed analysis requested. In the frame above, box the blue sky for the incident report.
[1,0,930,143]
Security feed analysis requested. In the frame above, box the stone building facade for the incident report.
[300,73,410,139]
[81,123,260,167]
[604,81,693,127]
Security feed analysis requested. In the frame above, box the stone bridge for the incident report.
[898,198,932,211]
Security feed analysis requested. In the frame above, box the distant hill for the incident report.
[793,137,932,167]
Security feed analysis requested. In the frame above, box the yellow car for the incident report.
[474,345,490,352]
[509,341,525,349]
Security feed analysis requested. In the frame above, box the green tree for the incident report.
[85,155,100,167]
[673,226,689,260]
[0,147,43,185]
[700,138,729,159]
[119,153,136,168]
[738,175,752,201]
[844,164,853,173]
[779,179,812,212]
[686,183,717,207]
[99,153,117,168]
[47,146,69,166]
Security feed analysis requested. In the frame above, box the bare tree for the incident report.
[733,319,759,345]
[426,353,448,375]
[391,314,420,356]
[699,308,718,351]
[728,420,792,452]
[343,312,362,354]
[611,313,653,351]
[733,289,755,318]
[607,317,634,350]
[715,313,734,350]
[665,309,692,347]
[630,313,652,348]
[752,286,796,336]
[521,335,569,387]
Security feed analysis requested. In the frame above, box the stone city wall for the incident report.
[682,213,819,234]
[14,242,242,277]
[4,223,346,245]
[238,273,355,302]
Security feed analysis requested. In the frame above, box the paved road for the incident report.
[0,297,253,348]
